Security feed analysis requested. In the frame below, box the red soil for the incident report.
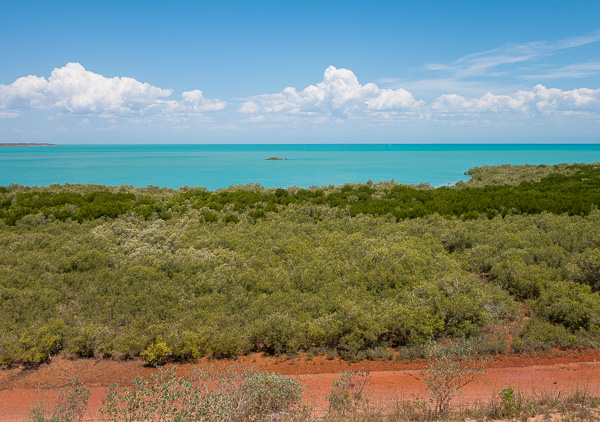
[1,351,600,421]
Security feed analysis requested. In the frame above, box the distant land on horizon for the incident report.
[0,143,58,147]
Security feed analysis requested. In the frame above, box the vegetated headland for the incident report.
[0,142,57,147]
[1,162,600,367]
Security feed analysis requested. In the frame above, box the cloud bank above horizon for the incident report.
[0,62,226,120]
[1,28,599,142]
[2,62,598,128]
[241,65,600,124]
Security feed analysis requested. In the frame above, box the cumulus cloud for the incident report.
[0,62,225,119]
[2,62,599,130]
[240,66,424,122]
[158,89,226,116]
[431,85,600,117]
[240,66,600,125]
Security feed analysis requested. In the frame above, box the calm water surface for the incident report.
[2,144,599,189]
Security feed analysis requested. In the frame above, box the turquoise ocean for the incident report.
[1,144,600,190]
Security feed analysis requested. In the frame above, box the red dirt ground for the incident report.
[2,351,600,421]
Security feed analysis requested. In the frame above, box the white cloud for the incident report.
[0,63,226,119]
[180,90,226,112]
[240,66,600,124]
[1,61,599,131]
[48,63,172,113]
[423,32,600,80]
[378,31,600,100]
[154,90,227,118]
[365,88,420,110]
[0,111,20,119]
[521,62,600,80]
[239,101,260,114]
[240,66,600,125]
[430,85,600,116]
[240,65,423,122]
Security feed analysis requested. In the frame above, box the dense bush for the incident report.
[1,163,600,364]
[2,163,600,226]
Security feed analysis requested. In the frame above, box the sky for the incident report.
[0,0,599,144]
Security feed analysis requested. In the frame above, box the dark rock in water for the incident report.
[266,157,287,160]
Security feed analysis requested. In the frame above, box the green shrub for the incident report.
[0,332,22,366]
[569,248,600,291]
[20,319,67,364]
[65,322,109,358]
[222,214,239,224]
[2,169,600,365]
[142,338,170,366]
[203,211,219,223]
[421,339,489,414]
[510,318,574,353]
[101,366,303,422]
[491,258,549,299]
[27,378,90,422]
[533,281,600,330]
[327,369,370,415]
[252,313,304,355]
[498,384,534,419]
[210,330,249,359]
[169,331,207,360]
[238,372,304,418]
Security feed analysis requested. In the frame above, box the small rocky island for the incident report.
[266,157,288,160]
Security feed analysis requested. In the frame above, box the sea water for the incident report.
[1,144,600,190]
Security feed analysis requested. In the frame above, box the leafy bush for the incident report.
[141,338,170,366]
[64,322,110,358]
[498,385,534,419]
[169,330,207,360]
[238,371,304,418]
[101,366,303,422]
[510,318,574,353]
[533,281,600,330]
[209,330,250,359]
[569,248,600,291]
[20,319,67,364]
[327,369,370,415]
[222,214,239,224]
[27,378,90,422]
[252,313,304,355]
[421,339,489,414]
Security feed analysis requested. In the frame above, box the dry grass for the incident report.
[322,387,600,421]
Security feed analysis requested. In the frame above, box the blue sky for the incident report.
[1,0,599,143]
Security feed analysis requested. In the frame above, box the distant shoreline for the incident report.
[0,143,58,147]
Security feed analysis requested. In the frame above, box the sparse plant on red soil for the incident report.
[327,369,371,415]
[100,365,304,421]
[26,378,90,422]
[420,339,489,414]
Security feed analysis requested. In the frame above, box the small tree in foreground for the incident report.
[27,378,91,422]
[420,339,489,414]
[327,369,370,415]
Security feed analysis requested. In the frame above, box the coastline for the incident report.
[2,144,599,190]
[0,143,57,147]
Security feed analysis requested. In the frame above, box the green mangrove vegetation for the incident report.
[1,163,600,365]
